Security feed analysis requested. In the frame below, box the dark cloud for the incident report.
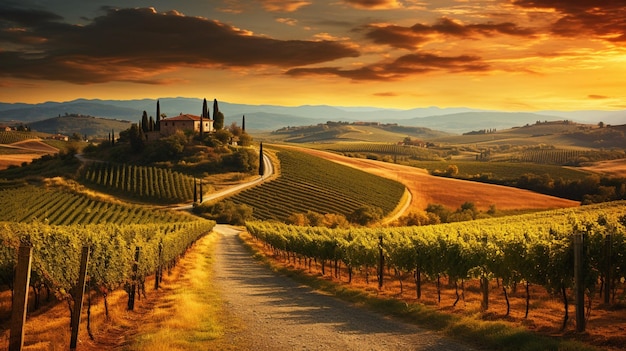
[512,0,626,42]
[0,6,359,84]
[364,17,536,49]
[286,52,489,80]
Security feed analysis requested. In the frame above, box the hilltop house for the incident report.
[160,113,213,136]
[143,98,215,141]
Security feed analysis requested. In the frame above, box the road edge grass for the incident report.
[129,233,227,350]
[238,230,598,351]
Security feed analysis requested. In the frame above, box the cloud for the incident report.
[512,0,626,42]
[373,92,400,97]
[344,0,403,10]
[258,0,311,12]
[588,94,609,100]
[0,6,359,84]
[363,17,536,49]
[286,52,489,80]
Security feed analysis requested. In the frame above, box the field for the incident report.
[0,117,625,350]
[0,139,60,170]
[291,146,580,212]
[224,146,406,221]
[246,200,626,350]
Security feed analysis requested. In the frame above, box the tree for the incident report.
[239,133,253,147]
[156,100,161,131]
[201,98,207,136]
[214,111,225,130]
[141,111,149,133]
[242,115,246,132]
[348,205,383,226]
[259,142,265,176]
[128,124,145,152]
[213,99,224,130]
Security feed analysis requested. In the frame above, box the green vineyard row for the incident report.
[0,185,195,225]
[0,219,215,303]
[247,201,626,315]
[80,162,195,203]
[321,142,440,160]
[0,132,42,145]
[226,147,406,221]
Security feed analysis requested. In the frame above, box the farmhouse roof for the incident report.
[164,114,212,121]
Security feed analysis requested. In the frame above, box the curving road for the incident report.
[175,152,273,210]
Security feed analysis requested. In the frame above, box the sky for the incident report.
[1,0,626,111]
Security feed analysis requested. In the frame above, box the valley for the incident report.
[0,111,625,351]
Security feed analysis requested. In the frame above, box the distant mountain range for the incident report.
[1,98,625,134]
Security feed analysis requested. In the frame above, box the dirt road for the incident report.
[211,225,473,351]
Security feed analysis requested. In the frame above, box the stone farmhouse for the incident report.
[144,99,215,141]
[160,113,214,136]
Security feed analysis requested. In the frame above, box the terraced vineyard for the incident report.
[80,162,195,203]
[0,131,43,144]
[0,185,194,225]
[226,147,405,221]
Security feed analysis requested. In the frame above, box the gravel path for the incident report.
[212,225,474,351]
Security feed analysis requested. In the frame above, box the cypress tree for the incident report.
[259,142,265,176]
[213,99,224,130]
[141,111,149,132]
[156,100,161,131]
[242,115,246,132]
[201,98,207,136]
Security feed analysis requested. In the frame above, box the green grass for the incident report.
[224,146,406,222]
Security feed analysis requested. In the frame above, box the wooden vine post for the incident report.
[604,234,612,304]
[128,246,140,311]
[573,232,585,333]
[9,244,32,351]
[378,235,384,289]
[70,245,90,350]
[155,242,163,290]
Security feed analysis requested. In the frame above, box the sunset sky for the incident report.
[1,0,625,111]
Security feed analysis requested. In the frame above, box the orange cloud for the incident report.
[512,0,626,42]
[345,0,402,10]
[286,52,489,80]
[258,0,311,12]
[363,17,536,49]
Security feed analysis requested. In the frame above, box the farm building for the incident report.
[159,113,214,136]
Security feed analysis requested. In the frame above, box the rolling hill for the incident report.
[2,98,625,134]
[27,115,132,138]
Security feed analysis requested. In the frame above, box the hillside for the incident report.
[2,98,626,134]
[432,121,626,149]
[265,122,449,143]
[28,115,132,138]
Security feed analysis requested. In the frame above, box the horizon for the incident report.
[3,97,626,115]
[1,1,626,111]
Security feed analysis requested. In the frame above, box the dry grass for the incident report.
[0,234,226,351]
[577,159,626,178]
